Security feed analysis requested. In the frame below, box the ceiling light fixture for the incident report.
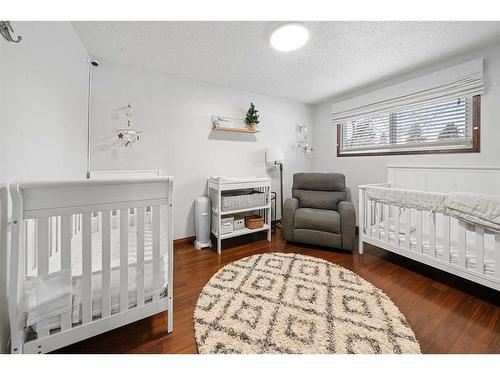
[270,23,309,52]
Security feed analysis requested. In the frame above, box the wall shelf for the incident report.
[211,115,260,133]
[212,127,260,134]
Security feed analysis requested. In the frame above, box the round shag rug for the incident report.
[193,252,421,354]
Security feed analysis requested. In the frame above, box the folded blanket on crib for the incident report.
[445,192,500,232]
[366,186,447,213]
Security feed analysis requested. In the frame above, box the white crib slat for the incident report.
[136,207,145,307]
[49,217,53,257]
[384,204,390,243]
[495,233,500,279]
[475,227,484,274]
[50,216,58,257]
[366,200,372,237]
[152,205,161,302]
[375,203,380,239]
[405,208,411,250]
[458,221,467,268]
[37,217,50,338]
[394,207,400,246]
[82,213,92,325]
[358,188,365,238]
[416,210,423,253]
[120,209,129,312]
[442,215,450,263]
[37,218,49,276]
[26,220,36,272]
[101,210,112,318]
[61,216,71,269]
[429,212,436,258]
[57,216,61,253]
[60,215,72,331]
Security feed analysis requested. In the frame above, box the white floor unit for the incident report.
[208,177,272,253]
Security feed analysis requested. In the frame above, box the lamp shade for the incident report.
[266,147,285,163]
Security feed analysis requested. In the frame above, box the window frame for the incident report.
[336,95,481,157]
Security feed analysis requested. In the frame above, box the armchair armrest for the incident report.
[338,201,356,251]
[283,197,299,241]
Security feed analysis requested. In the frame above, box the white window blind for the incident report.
[332,59,484,155]
[340,96,472,154]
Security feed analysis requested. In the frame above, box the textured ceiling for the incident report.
[72,21,500,104]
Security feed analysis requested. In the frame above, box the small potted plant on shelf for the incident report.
[245,102,260,131]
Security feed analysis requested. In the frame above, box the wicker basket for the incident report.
[244,214,264,229]
[220,189,267,212]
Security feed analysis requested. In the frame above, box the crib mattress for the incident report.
[26,223,169,333]
[26,222,168,278]
[370,221,497,276]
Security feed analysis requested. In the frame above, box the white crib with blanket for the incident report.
[358,166,500,291]
[6,173,173,353]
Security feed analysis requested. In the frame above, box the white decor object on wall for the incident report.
[117,103,142,147]
[294,125,313,155]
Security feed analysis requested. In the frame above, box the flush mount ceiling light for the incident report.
[270,23,309,52]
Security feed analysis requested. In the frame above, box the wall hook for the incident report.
[0,21,22,43]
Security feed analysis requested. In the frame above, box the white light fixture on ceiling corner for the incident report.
[117,103,142,148]
[270,23,309,52]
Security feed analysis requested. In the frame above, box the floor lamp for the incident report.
[266,147,285,226]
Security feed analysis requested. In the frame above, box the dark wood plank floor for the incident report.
[57,229,500,354]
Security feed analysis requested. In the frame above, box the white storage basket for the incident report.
[233,217,245,230]
[220,189,267,211]
[212,215,234,235]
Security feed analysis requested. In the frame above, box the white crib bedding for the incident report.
[25,222,169,333]
[30,261,168,333]
[370,219,497,276]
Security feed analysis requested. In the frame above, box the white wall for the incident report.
[312,43,500,222]
[0,22,88,182]
[90,60,314,239]
[0,22,89,353]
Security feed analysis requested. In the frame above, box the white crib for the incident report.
[5,174,174,353]
[358,166,500,291]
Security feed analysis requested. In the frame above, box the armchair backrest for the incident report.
[292,173,346,211]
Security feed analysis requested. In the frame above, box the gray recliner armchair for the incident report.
[283,173,356,251]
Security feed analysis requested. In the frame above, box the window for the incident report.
[337,95,480,156]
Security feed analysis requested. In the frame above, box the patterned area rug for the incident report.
[193,252,421,354]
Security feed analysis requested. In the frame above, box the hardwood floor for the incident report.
[56,229,500,354]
